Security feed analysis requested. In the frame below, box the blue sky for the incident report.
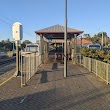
[0,0,110,42]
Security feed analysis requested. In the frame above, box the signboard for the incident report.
[12,22,23,41]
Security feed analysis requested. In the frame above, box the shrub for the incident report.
[81,47,110,64]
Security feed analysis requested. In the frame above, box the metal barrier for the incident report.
[21,52,48,87]
[80,56,110,84]
[74,53,82,64]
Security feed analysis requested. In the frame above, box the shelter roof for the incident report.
[35,24,84,39]
[35,24,83,34]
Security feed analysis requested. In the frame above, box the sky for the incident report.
[0,0,110,43]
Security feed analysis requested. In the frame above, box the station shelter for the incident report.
[35,24,84,64]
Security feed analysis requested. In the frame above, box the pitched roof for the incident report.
[35,24,84,34]
[77,38,93,45]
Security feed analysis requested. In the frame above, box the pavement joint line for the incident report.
[0,75,14,87]
[20,96,27,103]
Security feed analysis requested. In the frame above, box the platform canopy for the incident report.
[35,24,84,40]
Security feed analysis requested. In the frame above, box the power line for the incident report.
[83,24,110,37]
[0,16,36,38]
[0,18,12,27]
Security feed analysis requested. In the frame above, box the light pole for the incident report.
[64,0,67,77]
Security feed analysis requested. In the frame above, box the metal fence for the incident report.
[21,52,48,87]
[80,56,110,84]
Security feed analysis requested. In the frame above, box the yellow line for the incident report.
[0,75,14,87]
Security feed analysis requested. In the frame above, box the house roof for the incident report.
[77,38,93,45]
[35,24,83,34]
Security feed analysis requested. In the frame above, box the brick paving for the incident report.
[0,57,110,110]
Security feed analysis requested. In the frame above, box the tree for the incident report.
[91,35,100,43]
[96,32,107,38]
[0,39,15,51]
[82,34,92,42]
[21,40,32,49]
[90,32,108,44]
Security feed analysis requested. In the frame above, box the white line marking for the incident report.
[20,96,27,103]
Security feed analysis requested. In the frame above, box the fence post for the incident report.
[36,54,38,72]
[106,64,109,84]
[31,53,34,77]
[34,53,36,74]
[96,60,98,76]
[89,58,91,72]
[19,51,21,71]
[29,54,31,79]
[24,55,26,85]
[21,55,23,87]
[80,54,82,65]
[84,57,85,67]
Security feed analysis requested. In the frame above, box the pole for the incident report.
[64,0,67,77]
[14,41,20,76]
[81,35,82,49]
[73,34,77,64]
[102,32,103,47]
[62,42,63,62]
[81,35,82,64]
[105,35,106,47]
[13,41,14,52]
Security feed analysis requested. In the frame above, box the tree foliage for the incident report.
[0,39,32,51]
[87,32,109,44]
[82,47,110,63]
[0,39,14,51]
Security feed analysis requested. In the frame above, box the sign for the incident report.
[12,22,23,41]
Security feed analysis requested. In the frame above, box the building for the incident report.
[77,38,93,45]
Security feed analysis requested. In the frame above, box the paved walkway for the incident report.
[0,57,110,110]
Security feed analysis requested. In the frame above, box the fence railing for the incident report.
[80,56,110,84]
[21,52,48,87]
[73,53,82,64]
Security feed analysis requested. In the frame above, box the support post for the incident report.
[73,34,77,64]
[106,64,109,84]
[14,41,20,76]
[96,60,98,76]
[40,35,44,63]
[80,35,82,64]
[64,0,67,77]
[89,58,91,72]
[62,42,63,62]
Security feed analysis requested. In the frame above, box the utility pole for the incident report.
[64,0,67,77]
[73,34,77,64]
[105,35,107,47]
[102,32,104,47]
[80,35,82,52]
